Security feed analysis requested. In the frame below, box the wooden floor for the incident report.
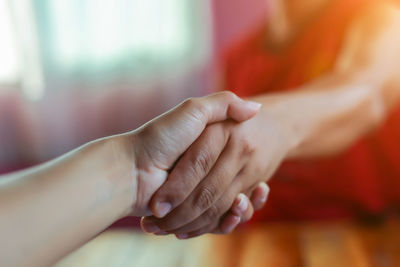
[56,218,400,267]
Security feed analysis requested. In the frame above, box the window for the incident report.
[0,0,19,84]
[33,0,203,81]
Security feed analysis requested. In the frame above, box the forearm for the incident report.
[252,71,396,158]
[0,91,260,266]
[0,136,133,267]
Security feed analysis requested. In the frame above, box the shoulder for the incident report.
[335,1,400,73]
[352,1,400,36]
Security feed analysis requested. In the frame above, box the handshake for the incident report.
[119,92,271,239]
[0,91,292,266]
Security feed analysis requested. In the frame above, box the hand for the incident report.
[200,181,270,236]
[120,92,262,216]
[142,107,293,238]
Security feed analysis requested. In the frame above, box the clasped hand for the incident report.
[123,92,287,238]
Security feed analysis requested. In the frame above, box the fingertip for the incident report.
[245,100,262,110]
[232,193,249,216]
[152,201,172,218]
[220,215,241,234]
[261,181,270,191]
[251,182,270,210]
[141,217,160,233]
[258,182,270,202]
[228,99,262,122]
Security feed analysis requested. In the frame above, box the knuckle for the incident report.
[182,97,198,109]
[137,121,157,140]
[189,149,213,178]
[240,140,255,157]
[183,97,208,123]
[220,91,236,101]
[232,133,255,158]
[194,186,216,211]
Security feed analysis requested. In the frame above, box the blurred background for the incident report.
[3,0,400,266]
[0,0,267,173]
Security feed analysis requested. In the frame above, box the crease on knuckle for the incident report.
[195,186,216,212]
[184,97,209,125]
[189,149,212,178]
[234,134,255,159]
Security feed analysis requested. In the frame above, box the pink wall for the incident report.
[212,0,269,56]
[0,1,270,173]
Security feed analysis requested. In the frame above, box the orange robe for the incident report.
[224,0,400,221]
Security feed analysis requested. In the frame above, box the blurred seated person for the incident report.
[143,0,400,237]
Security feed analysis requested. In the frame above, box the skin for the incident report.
[0,92,265,267]
[143,0,400,238]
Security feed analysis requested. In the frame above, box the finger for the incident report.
[170,180,260,237]
[172,190,254,235]
[172,176,258,235]
[214,214,241,235]
[183,214,241,239]
[198,91,261,123]
[150,124,229,218]
[176,214,241,239]
[165,179,245,235]
[210,194,255,235]
[230,193,254,223]
[187,209,246,238]
[136,91,260,169]
[153,91,260,134]
[147,139,246,232]
[176,221,220,240]
[141,216,160,233]
[250,182,270,210]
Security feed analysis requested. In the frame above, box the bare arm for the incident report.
[256,2,400,158]
[0,137,133,267]
[0,92,260,266]
[145,2,400,238]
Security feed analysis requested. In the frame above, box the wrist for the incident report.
[116,129,160,217]
[257,101,307,159]
[94,134,138,218]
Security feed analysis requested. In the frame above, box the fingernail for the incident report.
[260,182,270,193]
[176,233,188,240]
[237,193,248,212]
[245,100,262,110]
[259,183,270,203]
[141,218,160,233]
[154,202,171,218]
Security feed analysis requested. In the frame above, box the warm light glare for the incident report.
[0,0,19,83]
[48,0,190,72]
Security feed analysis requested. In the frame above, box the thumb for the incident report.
[133,91,261,168]
[198,91,262,123]
[154,91,261,133]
